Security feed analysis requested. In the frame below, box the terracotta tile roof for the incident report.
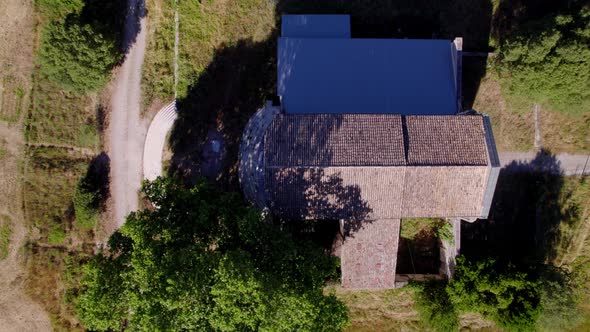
[401,166,489,218]
[262,114,493,220]
[405,115,488,166]
[265,167,405,220]
[341,218,400,289]
[265,114,406,167]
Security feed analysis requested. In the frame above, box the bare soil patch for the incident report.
[0,0,52,329]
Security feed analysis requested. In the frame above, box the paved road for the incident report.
[499,152,590,175]
[109,0,147,227]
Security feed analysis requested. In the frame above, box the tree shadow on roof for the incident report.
[461,149,580,265]
[266,168,373,236]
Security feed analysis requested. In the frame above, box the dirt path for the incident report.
[108,0,148,229]
[0,0,52,329]
[499,152,590,175]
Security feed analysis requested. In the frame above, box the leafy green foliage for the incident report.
[537,268,582,331]
[72,180,98,230]
[447,256,541,332]
[0,215,13,260]
[412,281,459,332]
[38,18,121,93]
[401,218,454,244]
[497,9,590,115]
[434,219,454,244]
[76,177,348,331]
[48,225,67,245]
[36,0,84,20]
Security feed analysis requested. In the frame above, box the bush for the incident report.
[0,215,13,260]
[38,18,121,93]
[36,0,83,20]
[412,281,459,332]
[48,225,67,245]
[434,219,454,244]
[497,9,590,115]
[447,256,541,332]
[73,180,99,230]
[537,268,583,331]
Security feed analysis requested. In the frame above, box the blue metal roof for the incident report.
[278,38,458,115]
[281,15,351,38]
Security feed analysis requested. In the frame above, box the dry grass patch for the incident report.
[25,247,91,332]
[475,73,589,154]
[142,0,276,104]
[27,74,99,149]
[328,285,422,331]
[473,75,534,151]
[24,146,91,244]
[540,111,590,154]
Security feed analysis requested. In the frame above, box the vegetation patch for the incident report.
[76,177,348,331]
[0,215,13,260]
[331,286,421,332]
[0,139,7,159]
[37,0,125,93]
[495,6,590,117]
[401,218,453,244]
[26,74,98,148]
[142,0,276,105]
[142,0,175,105]
[0,75,27,122]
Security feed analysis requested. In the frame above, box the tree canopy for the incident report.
[38,17,121,93]
[447,256,541,332]
[37,0,126,93]
[497,9,590,115]
[76,177,348,331]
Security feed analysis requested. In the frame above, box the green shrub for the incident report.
[537,269,583,331]
[36,0,84,20]
[38,18,121,93]
[0,215,13,260]
[412,281,459,332]
[73,180,99,231]
[434,219,454,245]
[447,256,541,332]
[497,9,590,115]
[48,225,67,246]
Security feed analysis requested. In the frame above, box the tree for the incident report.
[38,17,121,93]
[497,9,590,115]
[76,177,348,331]
[447,256,541,332]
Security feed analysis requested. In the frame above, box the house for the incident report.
[239,15,500,289]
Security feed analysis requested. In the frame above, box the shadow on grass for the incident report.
[491,0,579,46]
[462,149,577,265]
[169,38,277,190]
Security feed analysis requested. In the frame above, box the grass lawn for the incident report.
[474,72,590,153]
[0,215,12,260]
[331,286,422,331]
[26,74,99,149]
[20,3,104,329]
